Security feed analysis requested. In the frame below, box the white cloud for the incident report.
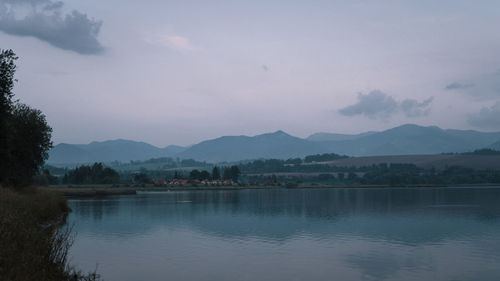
[144,33,197,52]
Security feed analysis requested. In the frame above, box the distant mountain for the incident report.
[48,143,92,164]
[307,131,376,142]
[319,124,500,156]
[176,130,325,162]
[48,124,500,164]
[48,139,186,164]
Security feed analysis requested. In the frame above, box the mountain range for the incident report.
[47,124,500,164]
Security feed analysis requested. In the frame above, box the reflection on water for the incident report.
[68,187,500,281]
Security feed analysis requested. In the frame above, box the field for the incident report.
[307,154,500,170]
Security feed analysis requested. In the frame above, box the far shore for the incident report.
[43,183,500,197]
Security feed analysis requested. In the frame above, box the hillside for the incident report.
[48,139,186,164]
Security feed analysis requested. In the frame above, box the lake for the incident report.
[68,187,500,281]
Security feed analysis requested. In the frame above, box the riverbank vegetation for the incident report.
[0,49,100,280]
[0,187,100,280]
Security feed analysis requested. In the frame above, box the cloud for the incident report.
[165,35,196,52]
[0,0,104,54]
[445,82,474,90]
[468,102,500,129]
[339,90,433,119]
[339,90,398,119]
[144,33,197,52]
[400,97,434,117]
[445,70,500,100]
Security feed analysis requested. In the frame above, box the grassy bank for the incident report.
[0,187,100,281]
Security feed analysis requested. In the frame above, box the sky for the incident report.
[1,0,500,147]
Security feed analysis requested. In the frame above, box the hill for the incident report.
[48,124,500,164]
[176,131,325,162]
[48,139,186,164]
[318,124,500,156]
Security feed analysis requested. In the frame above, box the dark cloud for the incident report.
[445,71,500,100]
[339,90,433,119]
[400,97,433,117]
[339,90,398,119]
[445,82,474,90]
[0,0,104,55]
[468,102,500,129]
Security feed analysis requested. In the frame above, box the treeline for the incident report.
[441,148,500,156]
[463,148,500,155]
[130,165,241,184]
[53,164,242,185]
[360,164,500,185]
[111,157,209,170]
[62,163,120,184]
[247,163,500,186]
[240,156,354,174]
[187,166,240,181]
[304,153,349,163]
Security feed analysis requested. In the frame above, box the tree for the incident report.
[0,49,16,123]
[200,170,210,180]
[223,165,241,182]
[33,169,59,186]
[4,103,53,186]
[62,163,120,184]
[133,172,151,184]
[0,49,18,184]
[231,166,240,182]
[0,49,53,187]
[189,169,201,180]
[212,166,220,180]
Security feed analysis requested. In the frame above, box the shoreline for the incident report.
[45,183,500,197]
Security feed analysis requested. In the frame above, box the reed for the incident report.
[0,187,100,281]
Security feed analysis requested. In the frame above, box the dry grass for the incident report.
[0,187,101,281]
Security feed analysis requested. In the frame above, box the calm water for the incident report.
[68,187,500,281]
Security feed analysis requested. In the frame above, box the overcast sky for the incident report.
[1,0,500,146]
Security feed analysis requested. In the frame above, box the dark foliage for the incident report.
[303,153,349,163]
[0,49,53,187]
[63,163,120,184]
[464,148,500,155]
[223,165,241,182]
[212,166,221,180]
[133,172,152,184]
[33,169,60,186]
[189,169,211,180]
